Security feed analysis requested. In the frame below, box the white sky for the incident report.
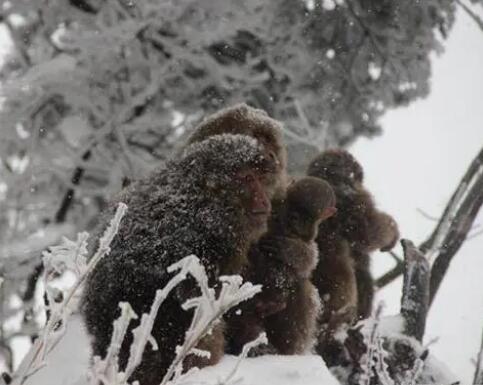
[351,7,483,382]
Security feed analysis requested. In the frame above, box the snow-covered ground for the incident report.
[22,316,341,385]
[351,8,483,383]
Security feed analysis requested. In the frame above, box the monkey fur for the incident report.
[307,149,399,362]
[186,103,288,198]
[81,134,279,385]
[226,176,337,355]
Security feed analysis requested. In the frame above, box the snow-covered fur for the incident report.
[186,103,288,198]
[81,134,274,385]
[227,177,335,355]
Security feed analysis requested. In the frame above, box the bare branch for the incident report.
[474,329,483,385]
[457,0,483,33]
[376,147,483,307]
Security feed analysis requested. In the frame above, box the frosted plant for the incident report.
[42,232,89,278]
[357,304,399,385]
[88,255,262,385]
[9,203,128,385]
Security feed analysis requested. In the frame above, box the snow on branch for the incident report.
[161,265,262,385]
[376,146,483,307]
[9,203,128,385]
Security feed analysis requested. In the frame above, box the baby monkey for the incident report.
[226,176,336,355]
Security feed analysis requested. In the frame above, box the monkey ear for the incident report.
[320,206,337,221]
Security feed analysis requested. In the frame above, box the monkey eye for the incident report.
[258,156,277,175]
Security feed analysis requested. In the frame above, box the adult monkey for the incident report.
[82,135,279,385]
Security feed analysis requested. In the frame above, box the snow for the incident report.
[21,315,340,385]
[23,315,91,385]
[185,354,340,385]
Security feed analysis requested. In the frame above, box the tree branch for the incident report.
[400,239,430,342]
[457,0,483,33]
[376,147,483,308]
[474,328,483,385]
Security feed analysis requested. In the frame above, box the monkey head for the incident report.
[284,176,337,242]
[186,103,288,197]
[307,149,364,188]
[180,134,276,244]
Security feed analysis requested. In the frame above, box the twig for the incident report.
[457,0,483,33]
[416,208,440,221]
[359,304,384,385]
[160,273,261,385]
[11,203,127,385]
[220,332,268,385]
[473,329,483,385]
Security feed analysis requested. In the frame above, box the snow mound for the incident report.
[21,315,340,385]
[185,354,340,385]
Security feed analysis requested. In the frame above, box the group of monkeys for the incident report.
[81,104,399,385]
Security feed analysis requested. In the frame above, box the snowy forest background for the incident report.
[0,0,482,384]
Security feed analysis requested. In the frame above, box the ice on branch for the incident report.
[42,232,89,277]
[162,262,262,385]
[9,203,128,385]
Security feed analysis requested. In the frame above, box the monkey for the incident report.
[81,134,279,385]
[185,103,288,198]
[225,176,337,355]
[306,149,399,364]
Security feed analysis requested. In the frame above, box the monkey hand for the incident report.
[378,213,400,252]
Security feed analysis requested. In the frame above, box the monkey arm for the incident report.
[371,211,400,251]
[339,189,399,253]
[352,251,374,319]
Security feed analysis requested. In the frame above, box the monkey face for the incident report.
[187,103,288,197]
[285,177,337,241]
[231,166,274,241]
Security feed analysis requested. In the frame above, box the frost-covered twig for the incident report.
[220,332,268,385]
[90,302,138,385]
[358,304,384,385]
[10,203,128,385]
[403,357,424,385]
[89,255,200,385]
[374,337,395,385]
[88,255,261,385]
[162,271,261,385]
